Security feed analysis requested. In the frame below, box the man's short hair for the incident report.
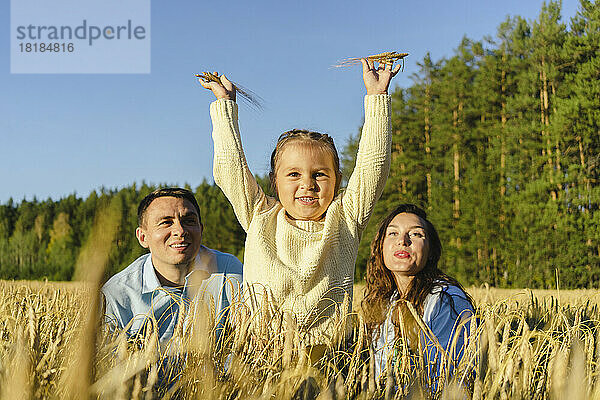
[137,187,202,227]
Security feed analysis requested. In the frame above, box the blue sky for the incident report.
[1,0,581,204]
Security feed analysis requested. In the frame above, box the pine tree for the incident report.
[46,212,76,280]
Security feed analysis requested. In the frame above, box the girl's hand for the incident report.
[199,73,237,102]
[361,58,401,95]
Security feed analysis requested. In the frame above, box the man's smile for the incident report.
[170,242,190,250]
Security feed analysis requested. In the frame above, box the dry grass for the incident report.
[195,71,263,110]
[1,280,599,399]
[8,188,597,398]
[333,51,409,69]
[353,283,600,309]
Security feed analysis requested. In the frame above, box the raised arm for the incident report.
[199,72,237,101]
[343,59,400,228]
[200,74,268,231]
[361,58,401,95]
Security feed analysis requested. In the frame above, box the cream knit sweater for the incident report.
[210,94,391,339]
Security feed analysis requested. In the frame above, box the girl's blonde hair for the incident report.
[268,129,342,197]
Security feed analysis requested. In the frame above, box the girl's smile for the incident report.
[275,143,337,221]
[297,196,318,205]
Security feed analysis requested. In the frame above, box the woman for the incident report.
[362,204,474,387]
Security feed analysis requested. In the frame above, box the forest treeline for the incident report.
[0,181,250,282]
[1,1,599,288]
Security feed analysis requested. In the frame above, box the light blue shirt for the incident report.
[102,246,243,346]
[373,284,474,383]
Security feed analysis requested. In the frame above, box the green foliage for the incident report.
[1,1,599,288]
[0,182,246,282]
[345,0,600,288]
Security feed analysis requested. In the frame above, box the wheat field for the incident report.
[1,279,599,400]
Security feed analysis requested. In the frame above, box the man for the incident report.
[102,187,242,345]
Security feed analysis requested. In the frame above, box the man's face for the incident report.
[135,197,202,272]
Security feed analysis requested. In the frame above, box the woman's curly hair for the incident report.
[361,204,472,339]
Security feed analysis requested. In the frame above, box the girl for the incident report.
[362,204,474,385]
[200,60,400,342]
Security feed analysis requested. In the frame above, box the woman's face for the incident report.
[382,212,430,290]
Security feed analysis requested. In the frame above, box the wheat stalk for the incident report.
[195,71,263,110]
[333,51,409,70]
[2,281,600,399]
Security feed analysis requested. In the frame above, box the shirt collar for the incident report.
[141,255,162,294]
[188,245,215,272]
[184,246,217,285]
[141,246,215,294]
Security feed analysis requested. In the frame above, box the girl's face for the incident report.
[274,142,337,221]
[382,213,430,291]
